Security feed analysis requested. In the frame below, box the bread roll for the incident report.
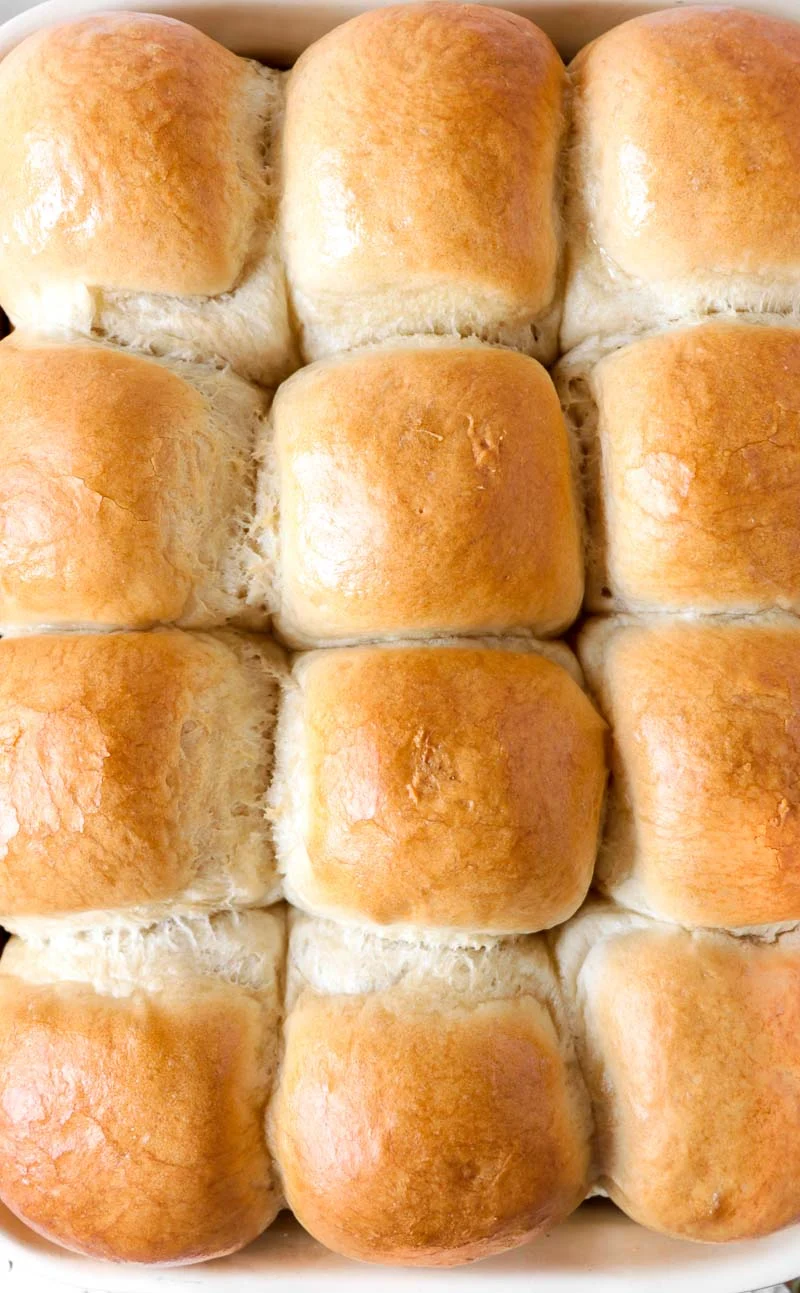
[271,639,606,937]
[0,908,284,1264]
[562,8,800,349]
[0,630,284,934]
[270,915,592,1266]
[580,615,800,930]
[0,14,296,385]
[559,321,800,614]
[555,903,800,1241]
[0,334,267,631]
[262,341,583,646]
[282,3,566,361]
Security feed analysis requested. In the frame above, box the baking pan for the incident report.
[0,1,797,1288]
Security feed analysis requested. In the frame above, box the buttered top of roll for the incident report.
[579,616,800,929]
[588,322,800,612]
[283,3,565,313]
[0,630,284,924]
[276,642,606,935]
[270,342,583,644]
[555,906,800,1242]
[0,908,285,1264]
[273,914,591,1266]
[0,13,267,301]
[571,7,800,282]
[0,333,266,629]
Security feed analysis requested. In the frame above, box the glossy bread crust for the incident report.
[0,334,267,630]
[0,13,260,297]
[269,343,583,645]
[0,14,295,385]
[566,321,800,614]
[0,910,285,1265]
[0,630,284,928]
[274,642,607,934]
[563,7,800,346]
[580,616,800,929]
[556,908,800,1241]
[283,3,566,360]
[271,918,592,1266]
[0,982,275,1263]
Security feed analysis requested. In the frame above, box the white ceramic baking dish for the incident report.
[0,1,798,1288]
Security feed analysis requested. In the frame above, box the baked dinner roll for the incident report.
[271,639,607,936]
[261,342,583,646]
[0,14,295,385]
[555,903,800,1242]
[0,909,284,1264]
[282,3,566,362]
[580,615,800,930]
[0,630,284,934]
[558,321,800,614]
[0,334,267,631]
[562,8,800,349]
[271,915,592,1266]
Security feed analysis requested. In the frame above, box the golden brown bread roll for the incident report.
[562,7,800,349]
[0,14,296,384]
[0,630,284,934]
[0,909,285,1264]
[580,615,800,930]
[282,3,566,362]
[0,334,267,631]
[261,341,583,646]
[558,321,800,614]
[271,639,607,937]
[555,903,800,1242]
[270,914,592,1266]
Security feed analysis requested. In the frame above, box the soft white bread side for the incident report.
[270,914,592,1267]
[0,14,296,385]
[0,630,285,934]
[1,907,284,995]
[0,908,285,1264]
[554,902,800,1242]
[0,334,268,632]
[259,340,583,646]
[562,7,800,349]
[282,2,566,362]
[579,615,800,931]
[558,320,800,615]
[270,639,607,938]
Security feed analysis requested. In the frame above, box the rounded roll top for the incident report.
[0,334,268,631]
[266,342,583,645]
[272,640,606,937]
[0,14,295,384]
[0,629,285,933]
[283,2,566,361]
[560,321,800,615]
[580,615,800,930]
[562,7,800,346]
[0,909,285,1264]
[270,915,592,1266]
[555,904,800,1242]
